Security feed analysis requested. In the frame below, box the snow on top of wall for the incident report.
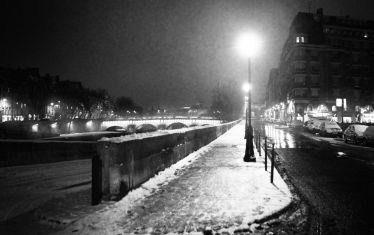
[99,125,216,143]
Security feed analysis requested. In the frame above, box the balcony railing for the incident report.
[293,55,307,61]
[293,69,307,74]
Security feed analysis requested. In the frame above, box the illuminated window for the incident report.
[296,36,305,43]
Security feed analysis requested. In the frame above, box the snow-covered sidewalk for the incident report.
[57,122,292,235]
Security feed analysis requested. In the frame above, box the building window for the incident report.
[353,54,359,62]
[294,88,307,97]
[311,75,320,86]
[311,64,320,74]
[294,62,306,71]
[294,48,305,57]
[295,75,306,84]
[311,50,318,57]
[331,64,340,75]
[296,36,305,44]
[331,52,340,61]
[311,88,319,97]
[332,76,339,87]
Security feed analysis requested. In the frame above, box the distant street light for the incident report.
[242,82,251,93]
[236,32,262,162]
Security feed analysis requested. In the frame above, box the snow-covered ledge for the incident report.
[92,120,240,205]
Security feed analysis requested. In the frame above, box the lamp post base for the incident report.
[243,155,256,162]
[243,133,256,162]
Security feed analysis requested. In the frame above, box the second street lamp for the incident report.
[235,32,262,162]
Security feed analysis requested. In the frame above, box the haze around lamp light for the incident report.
[235,32,262,58]
[242,82,251,93]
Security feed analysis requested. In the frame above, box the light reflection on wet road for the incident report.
[254,122,315,149]
[253,121,374,235]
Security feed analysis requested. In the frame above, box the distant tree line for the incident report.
[210,81,243,121]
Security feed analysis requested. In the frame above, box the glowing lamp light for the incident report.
[235,32,262,58]
[51,122,58,128]
[31,124,39,132]
[242,83,251,93]
[86,120,93,128]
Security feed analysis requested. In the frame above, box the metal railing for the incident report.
[253,128,277,183]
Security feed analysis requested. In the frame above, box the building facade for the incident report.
[0,68,89,122]
[265,9,374,123]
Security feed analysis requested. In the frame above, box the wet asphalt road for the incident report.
[256,122,374,235]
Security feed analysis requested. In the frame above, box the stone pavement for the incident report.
[55,122,292,235]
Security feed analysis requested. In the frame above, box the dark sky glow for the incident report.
[2,0,374,108]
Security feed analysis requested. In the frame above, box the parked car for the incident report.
[304,120,315,132]
[362,126,374,145]
[304,118,323,133]
[318,121,343,137]
[343,124,368,144]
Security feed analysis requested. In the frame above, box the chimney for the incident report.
[314,8,323,22]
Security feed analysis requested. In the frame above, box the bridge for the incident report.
[0,117,222,139]
[100,117,221,130]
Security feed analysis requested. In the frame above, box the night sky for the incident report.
[2,0,374,108]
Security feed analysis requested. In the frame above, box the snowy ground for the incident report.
[0,159,91,222]
[57,122,292,235]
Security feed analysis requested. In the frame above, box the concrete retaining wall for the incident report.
[92,120,239,204]
[0,140,96,167]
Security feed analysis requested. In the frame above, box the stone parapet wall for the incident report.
[92,120,239,204]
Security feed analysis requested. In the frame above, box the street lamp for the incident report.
[235,32,262,162]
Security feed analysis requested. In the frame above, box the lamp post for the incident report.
[236,32,262,162]
[242,83,250,138]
